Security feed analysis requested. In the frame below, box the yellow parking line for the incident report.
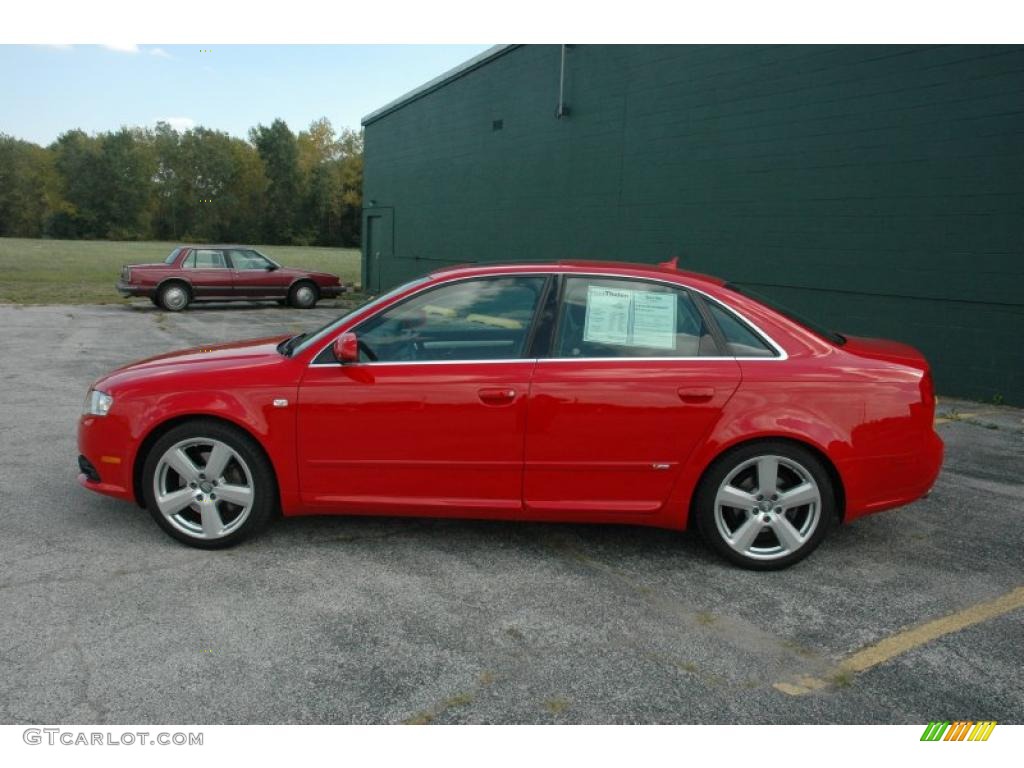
[774,586,1024,695]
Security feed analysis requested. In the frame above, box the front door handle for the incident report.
[677,386,715,403]
[478,387,518,405]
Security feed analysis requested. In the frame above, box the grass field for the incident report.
[0,238,361,304]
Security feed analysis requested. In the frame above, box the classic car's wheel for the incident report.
[150,296,160,306]
[694,441,835,570]
[142,420,276,549]
[157,282,190,312]
[288,281,318,309]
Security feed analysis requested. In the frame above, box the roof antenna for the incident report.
[659,256,680,270]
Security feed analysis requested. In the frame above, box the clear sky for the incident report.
[0,44,491,145]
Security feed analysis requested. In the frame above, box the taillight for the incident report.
[922,369,935,406]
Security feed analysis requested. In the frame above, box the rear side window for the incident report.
[707,302,776,358]
[554,277,718,358]
[188,249,227,269]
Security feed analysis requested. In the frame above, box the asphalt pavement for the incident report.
[0,300,1021,723]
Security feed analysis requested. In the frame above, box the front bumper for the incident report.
[319,285,346,298]
[78,414,135,502]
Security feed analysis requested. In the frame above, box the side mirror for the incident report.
[265,264,278,271]
[332,332,359,364]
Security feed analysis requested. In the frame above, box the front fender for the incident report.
[125,386,300,514]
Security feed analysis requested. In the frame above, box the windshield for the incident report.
[725,283,846,345]
[287,276,432,356]
[164,248,181,265]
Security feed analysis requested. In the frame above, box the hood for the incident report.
[95,335,291,391]
[842,335,930,370]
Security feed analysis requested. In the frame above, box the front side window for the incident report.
[229,249,273,270]
[554,277,716,358]
[354,276,547,363]
[188,249,227,269]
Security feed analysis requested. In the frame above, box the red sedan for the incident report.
[116,245,346,310]
[80,260,943,569]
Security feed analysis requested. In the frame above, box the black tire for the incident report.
[150,296,160,306]
[288,281,318,309]
[141,419,277,549]
[693,440,836,570]
[157,281,190,312]
[276,299,288,306]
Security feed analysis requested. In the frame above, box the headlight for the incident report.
[84,389,114,416]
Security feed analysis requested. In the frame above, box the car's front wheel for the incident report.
[694,441,835,570]
[288,281,318,309]
[142,420,276,548]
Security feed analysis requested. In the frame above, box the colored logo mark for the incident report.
[920,721,997,741]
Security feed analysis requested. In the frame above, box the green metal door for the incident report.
[362,208,394,294]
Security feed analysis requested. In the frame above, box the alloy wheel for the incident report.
[152,437,255,540]
[712,454,822,561]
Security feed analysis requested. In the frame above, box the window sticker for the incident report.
[582,285,677,350]
[583,287,631,346]
[630,291,677,349]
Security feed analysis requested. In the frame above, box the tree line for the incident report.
[0,117,363,247]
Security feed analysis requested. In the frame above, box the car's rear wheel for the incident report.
[694,441,835,570]
[158,282,190,312]
[288,281,318,309]
[142,420,276,548]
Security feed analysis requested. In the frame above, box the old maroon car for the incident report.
[82,260,943,569]
[116,245,346,310]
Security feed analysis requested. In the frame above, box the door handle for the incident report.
[677,386,715,403]
[478,387,517,405]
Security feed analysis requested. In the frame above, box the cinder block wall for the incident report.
[363,44,1024,404]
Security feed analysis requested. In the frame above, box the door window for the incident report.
[229,250,274,270]
[554,276,717,358]
[355,276,547,362]
[187,249,227,269]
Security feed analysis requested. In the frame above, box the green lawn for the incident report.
[0,238,362,304]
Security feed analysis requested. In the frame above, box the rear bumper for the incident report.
[116,281,152,298]
[842,430,944,521]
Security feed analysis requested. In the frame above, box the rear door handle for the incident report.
[677,386,715,403]
[478,387,518,405]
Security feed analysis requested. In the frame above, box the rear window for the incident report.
[725,283,846,346]
[163,248,181,265]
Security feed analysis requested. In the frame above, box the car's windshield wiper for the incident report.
[277,332,309,357]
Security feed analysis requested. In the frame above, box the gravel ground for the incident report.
[0,300,1021,724]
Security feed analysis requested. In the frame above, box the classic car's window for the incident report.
[229,250,274,270]
[554,277,717,358]
[185,249,227,269]
[707,302,776,358]
[355,276,547,363]
[163,248,181,265]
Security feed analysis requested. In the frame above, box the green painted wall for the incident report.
[363,45,1024,404]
